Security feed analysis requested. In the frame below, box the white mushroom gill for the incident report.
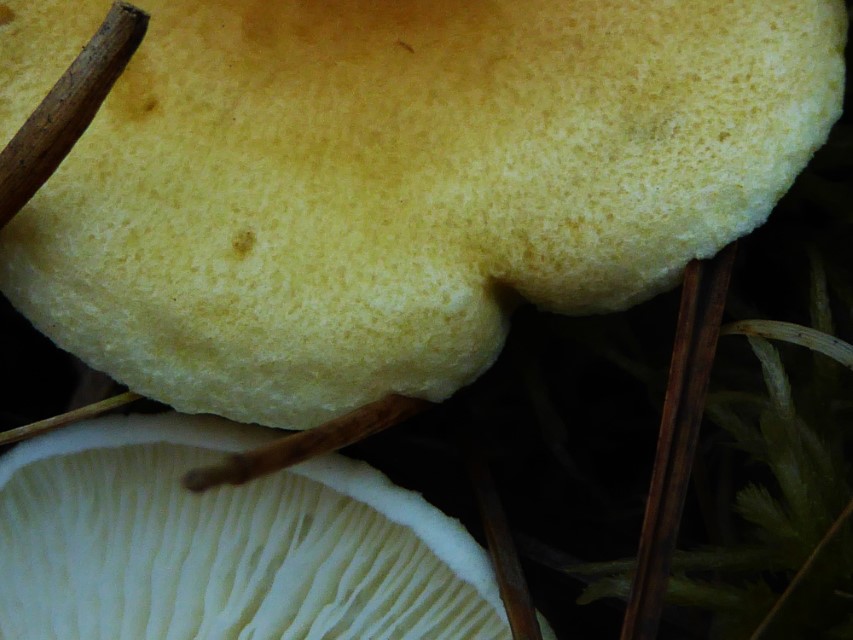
[0,413,555,639]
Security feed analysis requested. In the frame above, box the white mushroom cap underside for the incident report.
[0,413,555,639]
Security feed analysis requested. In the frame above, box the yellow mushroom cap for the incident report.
[0,1,846,428]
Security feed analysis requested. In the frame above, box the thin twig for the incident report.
[620,242,737,640]
[0,391,143,446]
[182,395,431,492]
[0,1,149,228]
[749,495,853,640]
[462,421,544,640]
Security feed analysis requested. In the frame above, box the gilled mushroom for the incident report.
[0,412,556,638]
[0,1,846,429]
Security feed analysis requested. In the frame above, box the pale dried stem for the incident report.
[0,391,143,446]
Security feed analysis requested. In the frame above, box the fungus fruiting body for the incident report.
[0,1,846,428]
[0,413,556,639]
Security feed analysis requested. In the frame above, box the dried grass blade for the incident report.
[721,320,853,371]
[0,391,143,446]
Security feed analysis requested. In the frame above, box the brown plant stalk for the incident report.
[0,1,149,228]
[183,394,431,492]
[620,242,737,640]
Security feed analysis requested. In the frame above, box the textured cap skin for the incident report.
[0,1,846,429]
[0,413,557,638]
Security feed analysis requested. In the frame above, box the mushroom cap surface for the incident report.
[0,0,846,428]
[0,412,556,639]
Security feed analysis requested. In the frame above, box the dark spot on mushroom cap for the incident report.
[232,229,256,258]
[396,40,415,54]
[0,4,15,26]
[141,97,159,113]
[107,54,161,123]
